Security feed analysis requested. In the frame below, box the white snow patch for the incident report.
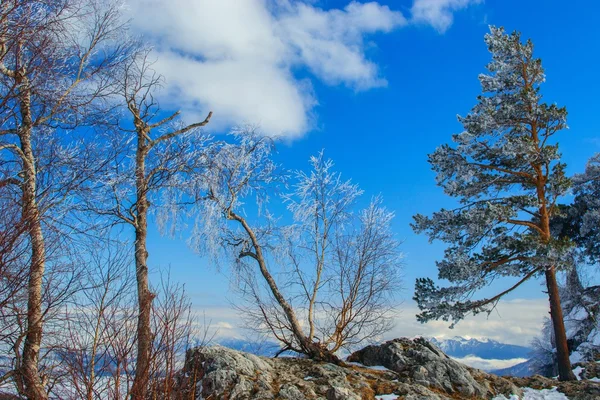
[346,361,390,371]
[573,366,584,381]
[565,306,589,338]
[568,307,589,321]
[492,387,568,400]
[375,395,399,400]
[367,365,391,371]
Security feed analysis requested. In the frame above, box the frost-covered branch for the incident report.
[412,26,575,380]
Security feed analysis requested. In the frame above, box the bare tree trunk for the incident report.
[234,213,307,347]
[230,211,339,363]
[119,59,210,395]
[131,139,152,400]
[545,266,576,381]
[86,279,110,400]
[307,245,325,342]
[18,77,48,400]
[114,365,121,400]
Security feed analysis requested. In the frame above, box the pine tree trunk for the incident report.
[18,80,48,400]
[131,142,152,399]
[545,266,576,381]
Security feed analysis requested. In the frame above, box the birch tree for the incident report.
[60,236,134,400]
[195,130,327,358]
[283,154,402,353]
[92,50,212,399]
[412,27,576,381]
[198,134,402,360]
[0,1,131,397]
[284,152,362,345]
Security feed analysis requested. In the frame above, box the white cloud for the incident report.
[192,305,241,339]
[153,53,312,138]
[196,298,548,347]
[411,0,482,33]
[125,0,479,137]
[451,356,528,371]
[386,298,548,346]
[277,2,406,90]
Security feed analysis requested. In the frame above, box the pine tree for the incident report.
[412,26,576,381]
[571,154,600,263]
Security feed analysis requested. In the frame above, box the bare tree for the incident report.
[318,198,402,352]
[103,297,138,400]
[0,1,132,397]
[148,272,197,399]
[283,152,362,346]
[280,156,402,354]
[197,132,402,361]
[197,129,325,359]
[87,49,212,399]
[58,235,134,400]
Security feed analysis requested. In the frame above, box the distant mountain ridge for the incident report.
[217,338,280,357]
[429,336,532,360]
[491,359,537,377]
[217,336,533,361]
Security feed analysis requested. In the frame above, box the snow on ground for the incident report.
[346,361,390,371]
[493,387,568,400]
[364,365,390,371]
[572,366,584,381]
[375,395,399,400]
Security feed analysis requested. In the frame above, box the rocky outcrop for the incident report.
[179,337,523,399]
[347,337,520,399]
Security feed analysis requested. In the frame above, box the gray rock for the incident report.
[326,386,360,400]
[186,345,274,399]
[180,338,524,399]
[278,384,306,400]
[348,337,521,398]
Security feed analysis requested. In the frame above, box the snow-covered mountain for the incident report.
[217,336,533,373]
[429,336,531,360]
[217,338,281,357]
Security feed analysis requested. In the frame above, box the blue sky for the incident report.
[127,0,600,345]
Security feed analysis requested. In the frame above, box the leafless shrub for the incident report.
[57,235,134,400]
